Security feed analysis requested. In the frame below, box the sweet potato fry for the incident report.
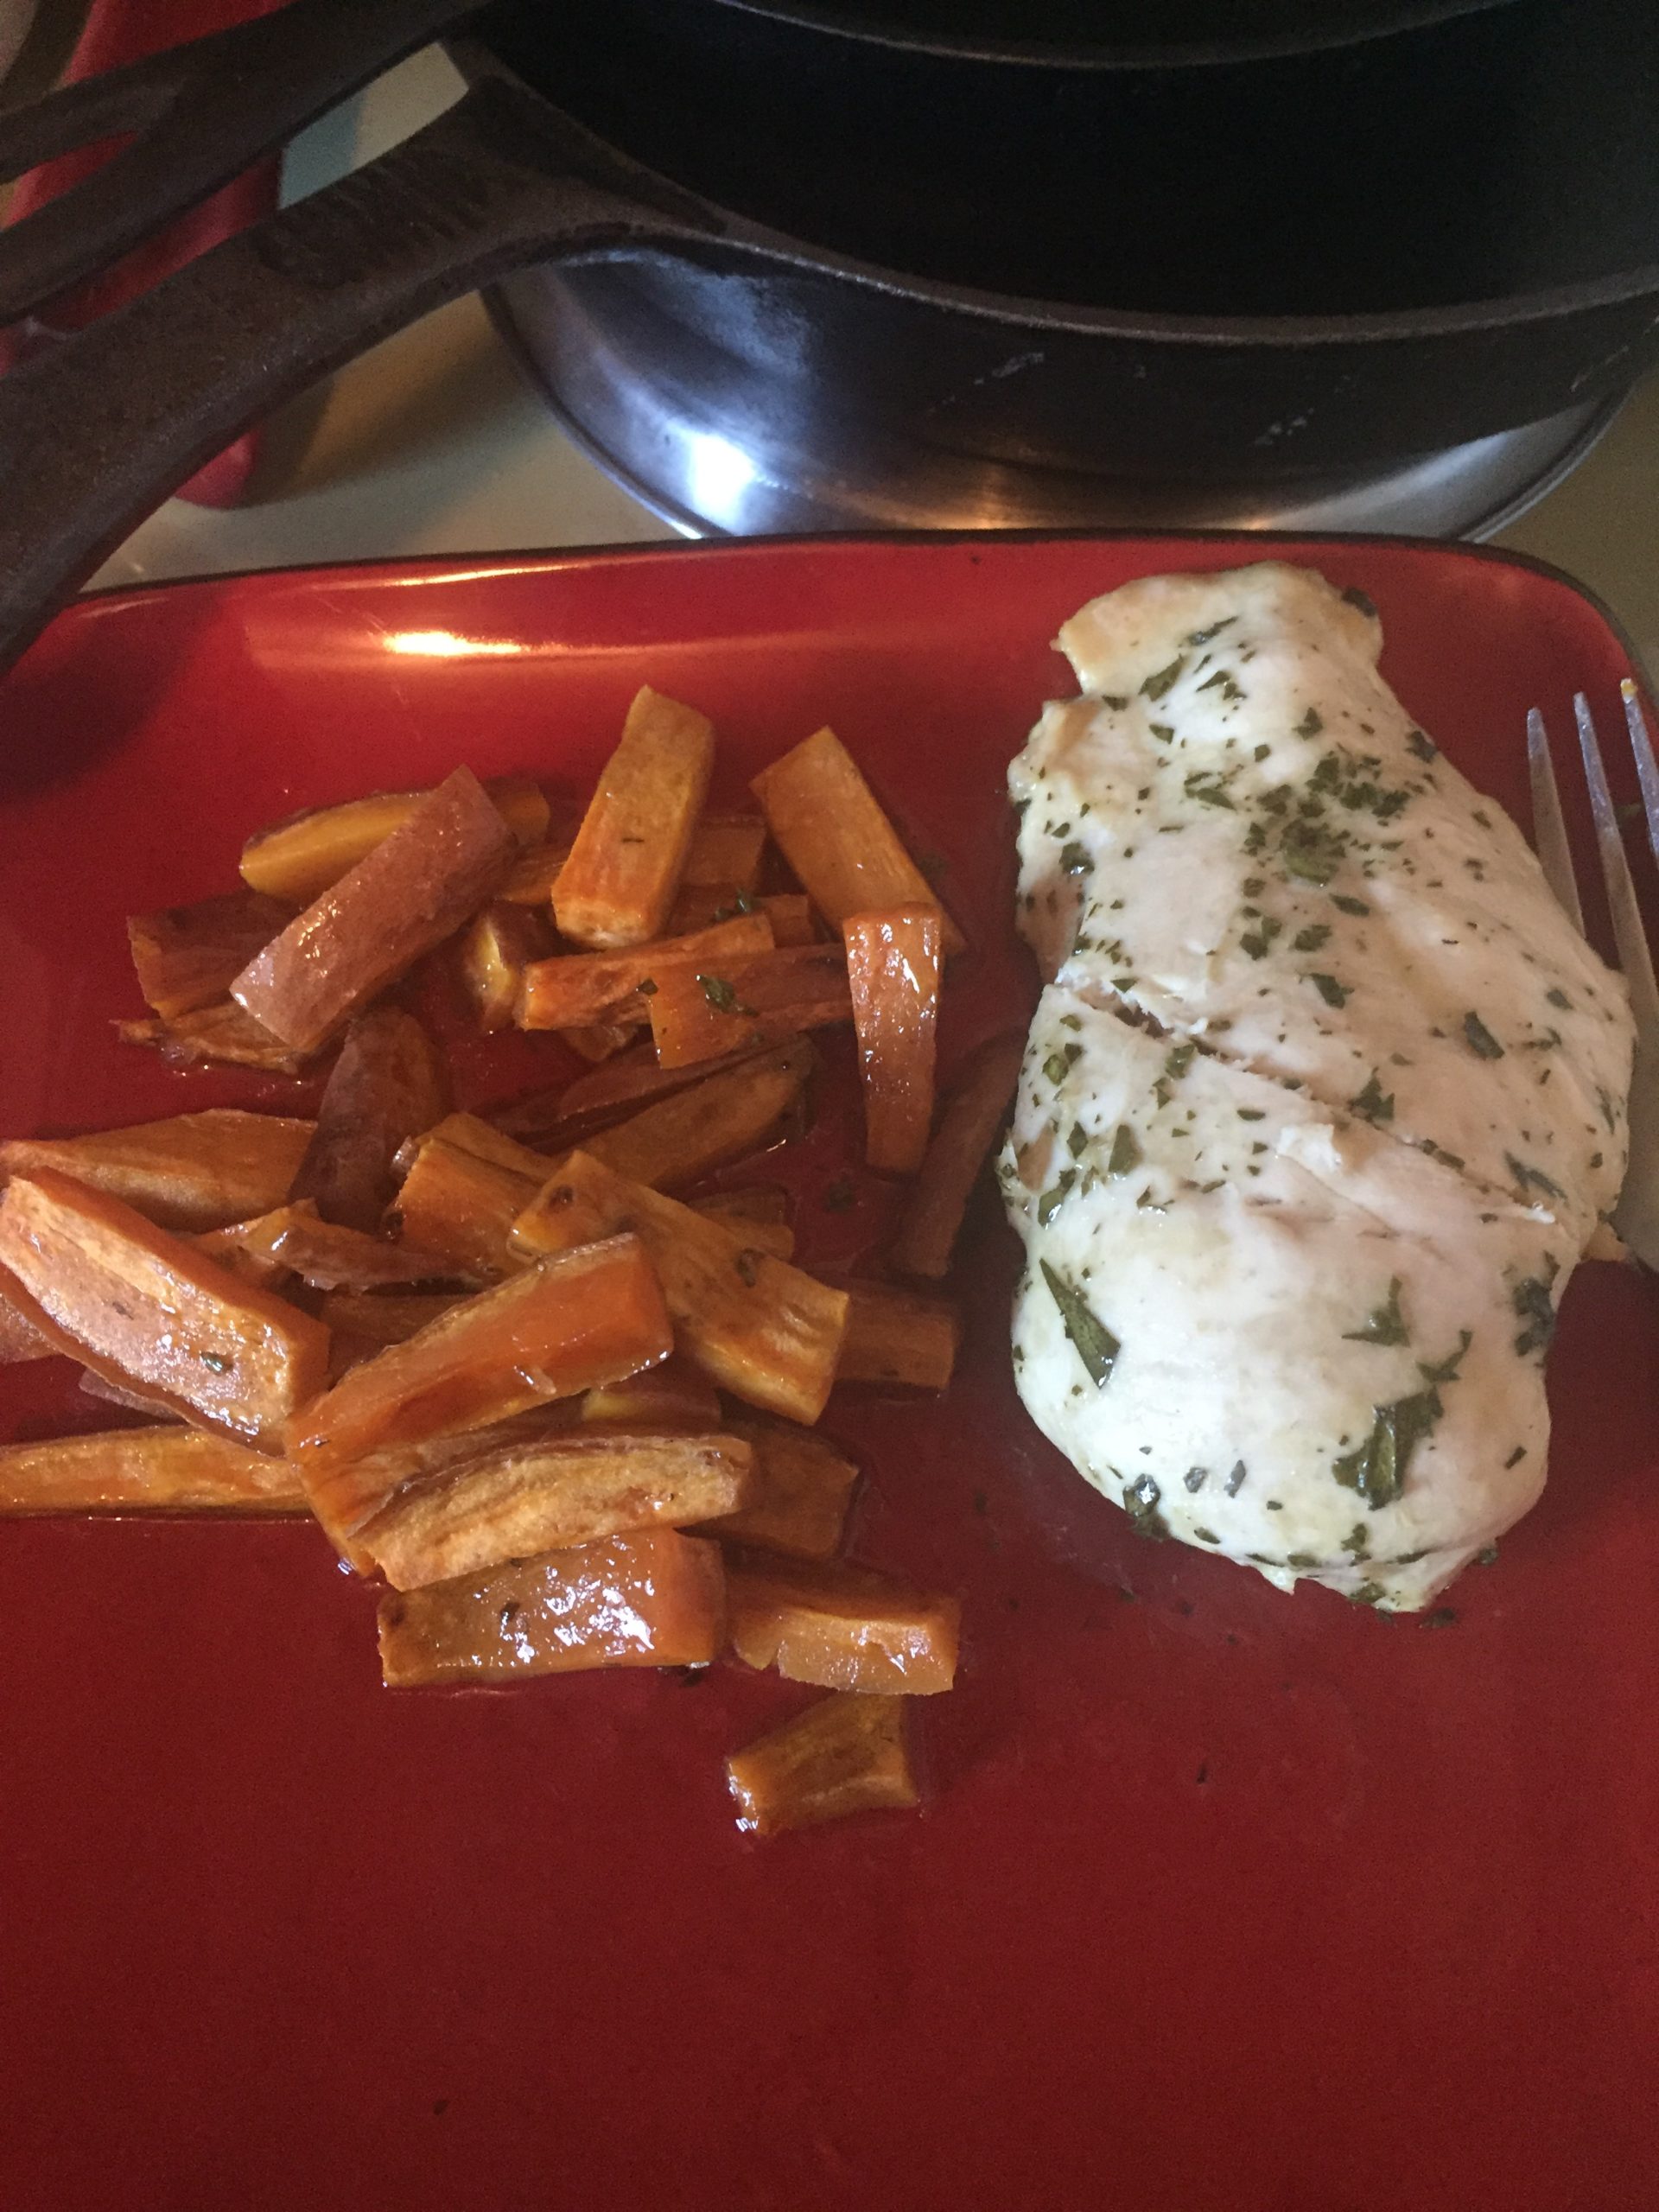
[290,1007,448,1231]
[359,1428,754,1590]
[510,1152,848,1424]
[0,1289,51,1364]
[116,1000,315,1076]
[492,1039,772,1147]
[222,1203,458,1291]
[552,687,715,948]
[683,814,767,890]
[317,1289,462,1349]
[690,1188,794,1260]
[889,1031,1025,1279]
[390,1133,544,1282]
[377,1528,727,1686]
[126,889,295,1020]
[727,1692,918,1834]
[645,945,854,1070]
[750,727,964,954]
[581,1037,817,1192]
[706,1422,859,1561]
[667,887,817,944]
[559,1022,639,1063]
[0,1425,308,1515]
[581,1355,723,1428]
[515,912,773,1032]
[411,1112,553,1183]
[239,773,547,903]
[232,767,513,1052]
[843,906,942,1173]
[461,902,553,1032]
[0,1170,331,1447]
[498,841,570,906]
[0,1109,315,1232]
[836,1280,960,1389]
[726,1550,960,1694]
[286,1233,673,1534]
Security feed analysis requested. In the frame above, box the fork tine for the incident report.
[1574,691,1659,1034]
[1620,678,1659,874]
[1527,707,1586,933]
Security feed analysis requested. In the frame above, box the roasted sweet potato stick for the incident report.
[240,774,546,903]
[359,1428,754,1590]
[0,1426,308,1515]
[291,1007,448,1231]
[727,1692,918,1834]
[286,1232,672,1530]
[317,1289,462,1349]
[0,1289,51,1364]
[690,1190,794,1260]
[646,945,854,1069]
[667,887,817,944]
[222,1204,458,1291]
[116,1001,316,1076]
[126,890,294,1020]
[750,727,964,954]
[391,1134,544,1282]
[683,815,767,890]
[491,1039,772,1147]
[706,1422,860,1561]
[582,1037,817,1192]
[499,841,570,906]
[0,1110,315,1234]
[0,1170,331,1447]
[843,906,942,1173]
[581,1356,723,1428]
[889,1031,1025,1280]
[836,1280,960,1389]
[511,1152,848,1424]
[559,1022,639,1063]
[410,1112,554,1183]
[461,902,553,1032]
[232,767,513,1052]
[515,912,773,1032]
[552,687,715,948]
[378,1528,727,1686]
[726,1550,960,1694]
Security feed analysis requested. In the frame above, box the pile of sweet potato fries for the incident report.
[0,690,1021,1835]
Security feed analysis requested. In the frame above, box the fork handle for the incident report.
[0,0,475,325]
[0,75,815,686]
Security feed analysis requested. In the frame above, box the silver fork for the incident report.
[1528,683,1659,1266]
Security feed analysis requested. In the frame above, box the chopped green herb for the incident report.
[1280,820,1347,884]
[1293,923,1332,953]
[1295,708,1324,739]
[1058,841,1093,877]
[1108,1125,1142,1178]
[1037,1173,1076,1228]
[1148,722,1174,744]
[1224,1459,1248,1497]
[1192,1526,1220,1544]
[1042,1050,1070,1085]
[1505,1154,1565,1202]
[1343,1522,1371,1559]
[1511,1261,1560,1357]
[1406,727,1438,763]
[1344,1277,1408,1345]
[1462,1011,1504,1059]
[1183,1467,1209,1493]
[1121,1472,1168,1541]
[1066,1120,1089,1160]
[1041,1262,1120,1389]
[1141,655,1186,702]
[1332,1389,1443,1509]
[1332,893,1370,915]
[1546,987,1572,1011]
[1185,617,1236,645]
[1349,1071,1395,1123]
[200,1351,232,1375]
[1309,972,1350,1007]
[1417,1330,1471,1385]
[734,1249,760,1287]
[1059,1014,1083,1032]
[1164,1042,1196,1080]
[698,975,757,1017]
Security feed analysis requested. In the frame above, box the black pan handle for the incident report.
[0,0,478,324]
[0,73,817,685]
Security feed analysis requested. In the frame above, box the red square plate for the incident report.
[1,535,1655,2212]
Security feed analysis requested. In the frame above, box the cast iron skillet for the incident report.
[0,0,1655,681]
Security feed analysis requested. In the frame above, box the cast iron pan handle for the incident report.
[0,0,479,324]
[0,74,809,685]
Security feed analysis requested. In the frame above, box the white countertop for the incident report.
[83,43,1659,677]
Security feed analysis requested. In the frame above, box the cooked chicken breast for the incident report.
[1001,563,1634,1610]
